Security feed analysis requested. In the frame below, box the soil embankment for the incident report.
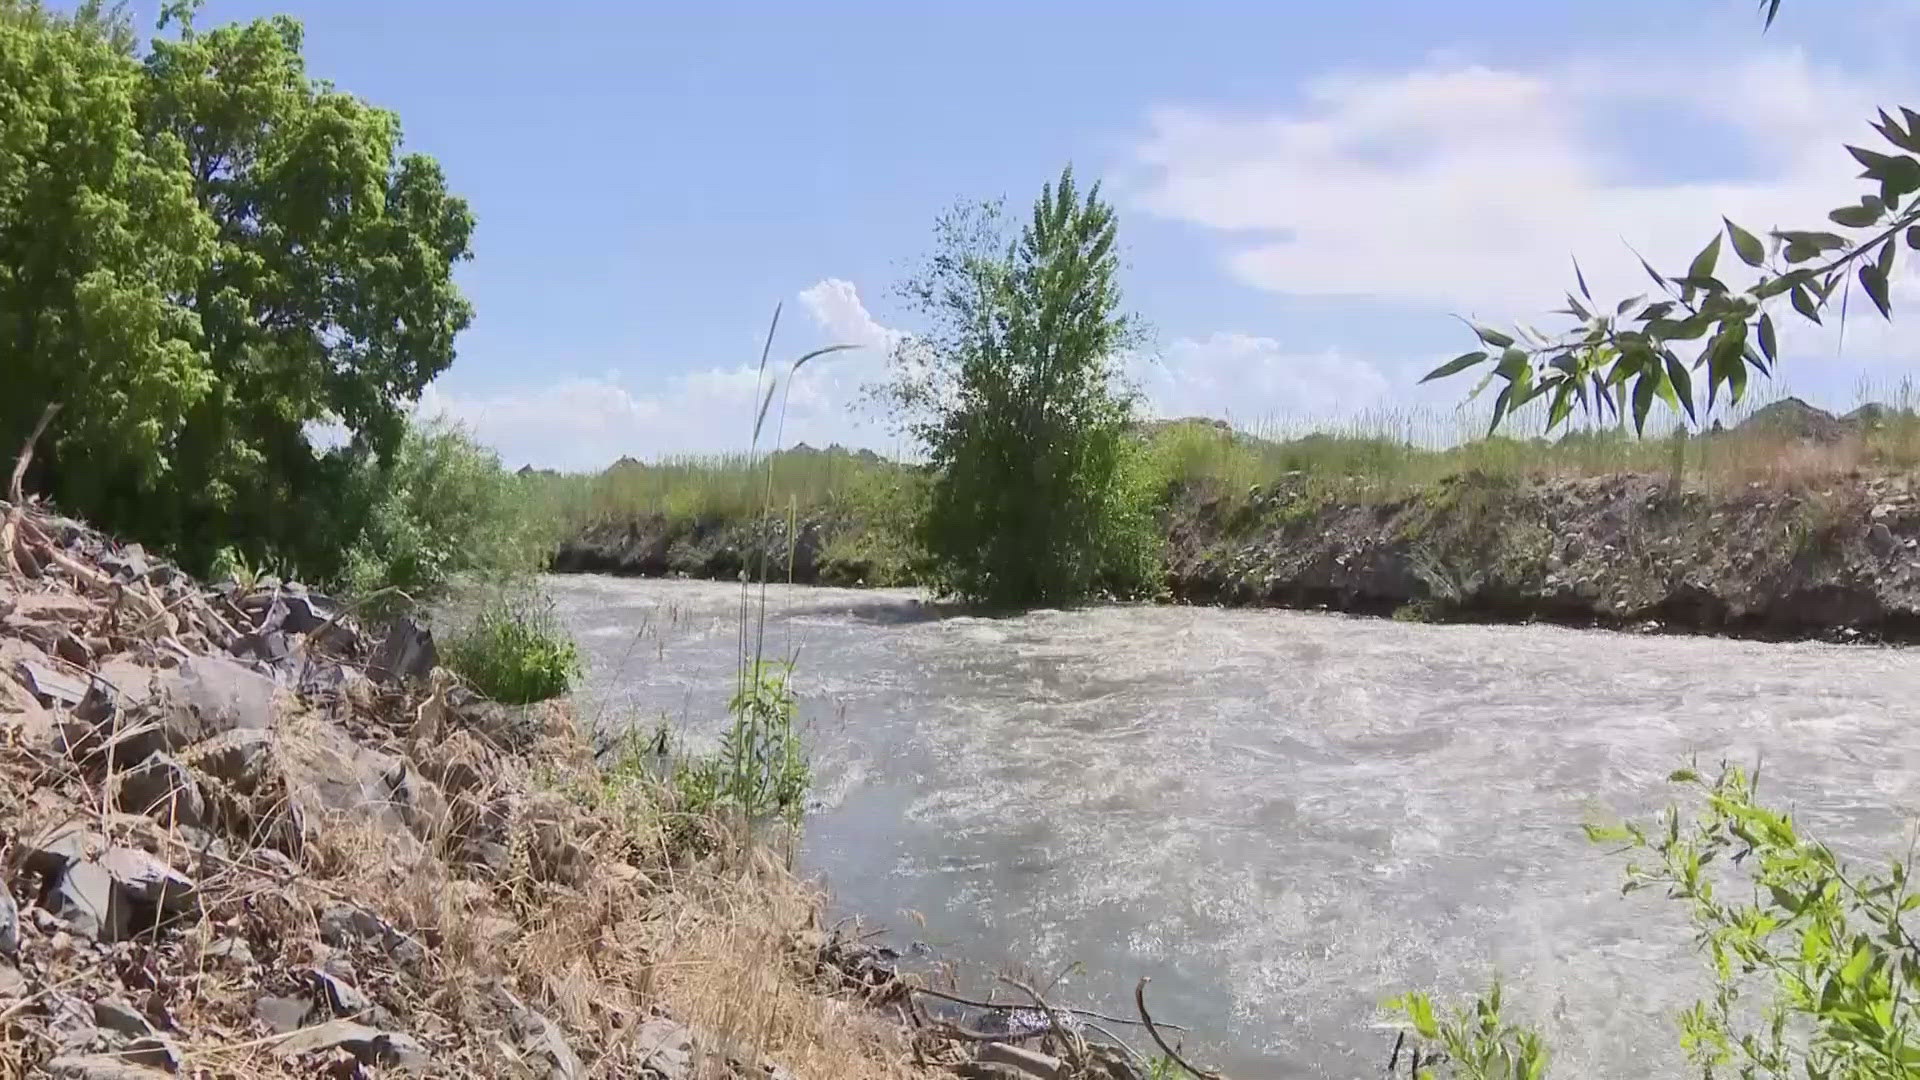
[552,467,1920,641]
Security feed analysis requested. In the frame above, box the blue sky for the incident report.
[129,1,1920,467]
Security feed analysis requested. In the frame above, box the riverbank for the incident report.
[0,501,939,1078]
[550,467,1920,642]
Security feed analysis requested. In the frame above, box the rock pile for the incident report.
[1,491,872,1079]
[4,490,1183,1078]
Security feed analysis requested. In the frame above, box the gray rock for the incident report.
[499,988,582,1080]
[254,994,314,1034]
[368,619,437,685]
[115,752,205,828]
[1870,522,1898,555]
[119,1037,182,1072]
[271,1019,431,1070]
[155,656,278,748]
[634,1017,695,1079]
[384,763,449,842]
[203,937,254,967]
[0,960,25,998]
[310,967,369,1017]
[0,888,16,958]
[44,1054,172,1080]
[317,904,426,968]
[52,860,118,941]
[47,991,99,1049]
[92,998,154,1041]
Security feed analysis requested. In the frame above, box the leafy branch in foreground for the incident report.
[1426,10,1919,436]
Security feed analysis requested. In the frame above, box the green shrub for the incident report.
[880,167,1157,606]
[441,592,581,705]
[673,661,809,832]
[1393,764,1920,1079]
[336,419,548,610]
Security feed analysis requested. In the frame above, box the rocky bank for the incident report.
[1,491,1191,1078]
[552,466,1920,640]
[1167,469,1920,639]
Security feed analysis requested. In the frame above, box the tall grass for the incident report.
[527,377,1920,540]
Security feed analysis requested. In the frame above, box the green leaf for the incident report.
[1487,384,1515,436]
[1879,234,1898,278]
[1908,225,1920,250]
[1665,353,1695,422]
[1830,203,1882,228]
[1548,382,1575,429]
[1496,348,1529,381]
[1860,264,1892,319]
[1687,234,1722,282]
[1668,768,1700,783]
[1725,219,1766,267]
[1849,144,1898,176]
[1473,325,1515,349]
[1791,284,1822,324]
[1422,351,1488,383]
[1758,313,1777,364]
[1841,940,1872,986]
[1631,370,1656,435]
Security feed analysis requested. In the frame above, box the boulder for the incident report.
[24,824,196,941]
[115,752,205,828]
[310,967,370,1017]
[155,656,279,748]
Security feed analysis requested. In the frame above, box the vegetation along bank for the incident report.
[547,397,1920,641]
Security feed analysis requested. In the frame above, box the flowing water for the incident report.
[543,575,1920,1078]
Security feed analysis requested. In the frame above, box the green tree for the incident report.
[0,2,473,579]
[882,166,1159,605]
[1424,0,1917,438]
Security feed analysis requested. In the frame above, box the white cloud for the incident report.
[1130,50,1912,319]
[420,279,902,470]
[798,278,903,352]
[1133,333,1392,424]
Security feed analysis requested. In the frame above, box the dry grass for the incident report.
[0,636,926,1080]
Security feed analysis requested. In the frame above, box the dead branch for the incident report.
[3,402,60,578]
[1001,974,1088,1068]
[908,984,1188,1031]
[1135,977,1225,1080]
[7,401,58,505]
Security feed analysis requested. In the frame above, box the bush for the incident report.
[336,419,548,610]
[673,661,809,833]
[880,167,1158,605]
[1392,763,1920,1079]
[441,592,581,705]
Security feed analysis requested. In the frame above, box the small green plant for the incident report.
[1395,765,1920,1079]
[1385,983,1549,1080]
[674,660,809,832]
[1590,763,1920,1080]
[442,592,581,705]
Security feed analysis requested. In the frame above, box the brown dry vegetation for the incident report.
[0,489,930,1079]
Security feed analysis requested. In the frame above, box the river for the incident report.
[542,574,1920,1078]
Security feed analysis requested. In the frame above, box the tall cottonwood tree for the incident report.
[0,1,473,576]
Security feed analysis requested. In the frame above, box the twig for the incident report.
[908,984,1188,1031]
[2,402,60,578]
[1000,974,1087,1065]
[7,402,58,505]
[1136,977,1225,1080]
